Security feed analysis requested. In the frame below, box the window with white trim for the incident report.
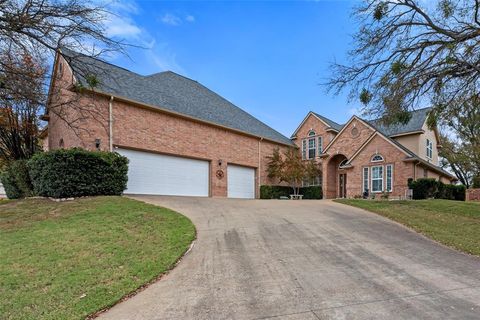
[302,175,322,187]
[386,164,393,192]
[371,166,383,192]
[308,134,316,159]
[318,136,323,155]
[363,167,369,193]
[426,139,433,159]
[371,154,384,162]
[302,139,307,160]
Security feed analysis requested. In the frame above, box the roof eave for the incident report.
[76,87,295,147]
[403,157,457,180]
[389,130,425,138]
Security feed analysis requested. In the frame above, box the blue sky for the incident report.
[105,0,360,137]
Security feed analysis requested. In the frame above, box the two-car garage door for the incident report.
[117,148,209,197]
[117,148,255,198]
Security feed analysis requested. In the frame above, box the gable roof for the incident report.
[308,107,431,139]
[311,112,343,131]
[290,111,343,138]
[60,49,294,146]
[367,107,431,137]
[322,114,455,180]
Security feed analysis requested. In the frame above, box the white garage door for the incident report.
[117,148,209,197]
[227,164,255,199]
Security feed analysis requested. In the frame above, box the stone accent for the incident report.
[466,189,480,201]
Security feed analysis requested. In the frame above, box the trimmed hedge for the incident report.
[408,178,466,201]
[0,160,34,199]
[28,148,129,198]
[473,176,480,188]
[260,185,322,199]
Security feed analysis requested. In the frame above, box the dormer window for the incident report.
[371,154,384,162]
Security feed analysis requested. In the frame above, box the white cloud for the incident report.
[160,13,195,26]
[146,42,186,74]
[93,1,187,75]
[160,13,182,26]
[104,0,142,39]
[106,15,142,38]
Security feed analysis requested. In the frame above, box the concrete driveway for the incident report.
[99,197,480,320]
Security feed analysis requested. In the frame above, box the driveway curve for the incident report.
[99,197,480,320]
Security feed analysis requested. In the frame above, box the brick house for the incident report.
[291,110,456,199]
[43,49,456,199]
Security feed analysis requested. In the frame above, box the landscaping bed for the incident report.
[0,196,195,320]
[335,199,480,256]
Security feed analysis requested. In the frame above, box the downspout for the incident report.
[414,160,419,180]
[109,96,114,152]
[258,137,264,197]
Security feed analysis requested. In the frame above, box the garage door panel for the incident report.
[117,148,209,196]
[228,165,255,199]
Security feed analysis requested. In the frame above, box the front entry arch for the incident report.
[323,154,348,199]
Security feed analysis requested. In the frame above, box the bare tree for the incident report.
[0,0,131,161]
[436,93,480,186]
[328,0,480,124]
[0,0,127,62]
[0,48,46,161]
[439,136,475,187]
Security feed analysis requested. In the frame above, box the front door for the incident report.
[339,173,347,198]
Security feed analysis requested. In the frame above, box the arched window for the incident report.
[371,154,384,162]
[308,130,316,136]
[339,159,348,168]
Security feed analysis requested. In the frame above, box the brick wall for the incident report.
[47,55,290,198]
[348,134,414,198]
[466,189,480,201]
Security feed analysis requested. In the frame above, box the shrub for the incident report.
[260,185,291,199]
[410,178,438,199]
[0,160,34,199]
[28,148,128,198]
[260,185,322,199]
[453,184,466,201]
[409,178,466,201]
[302,186,322,199]
[472,176,480,188]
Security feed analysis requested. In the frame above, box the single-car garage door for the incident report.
[227,164,255,199]
[117,148,209,196]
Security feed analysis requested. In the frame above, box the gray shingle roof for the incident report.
[311,107,431,138]
[312,112,343,131]
[367,107,431,137]
[61,49,294,145]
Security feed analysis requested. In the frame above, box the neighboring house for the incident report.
[43,49,456,199]
[291,109,456,199]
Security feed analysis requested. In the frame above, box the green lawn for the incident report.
[0,196,196,320]
[335,199,480,256]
